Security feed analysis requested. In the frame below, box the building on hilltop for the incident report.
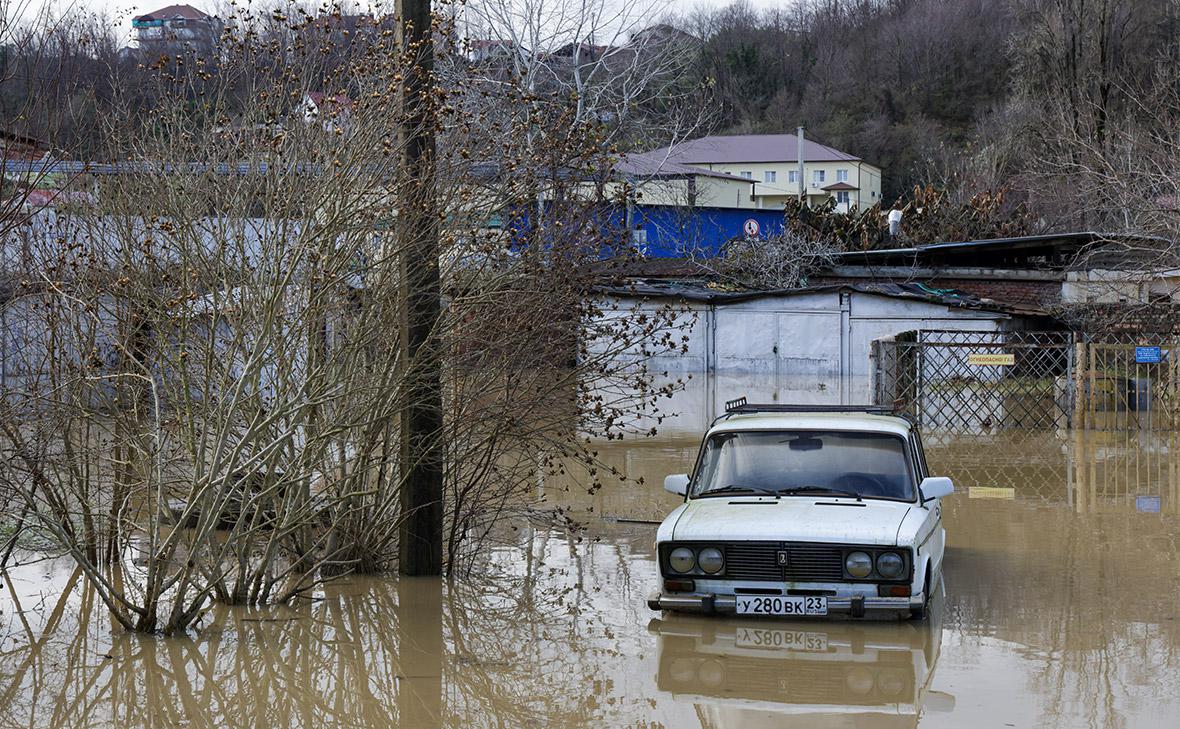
[132,4,221,55]
[638,133,883,213]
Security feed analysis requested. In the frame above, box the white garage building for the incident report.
[596,282,1039,433]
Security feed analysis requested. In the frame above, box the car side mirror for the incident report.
[664,473,690,497]
[919,476,954,503]
[926,691,956,713]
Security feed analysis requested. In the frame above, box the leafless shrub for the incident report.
[0,0,690,633]
[702,229,837,291]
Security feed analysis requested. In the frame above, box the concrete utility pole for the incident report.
[398,0,444,576]
[797,126,806,202]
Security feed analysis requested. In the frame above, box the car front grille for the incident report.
[724,541,846,582]
[657,651,916,705]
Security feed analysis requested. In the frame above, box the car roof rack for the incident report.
[717,396,909,423]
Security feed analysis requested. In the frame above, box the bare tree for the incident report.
[0,1,689,633]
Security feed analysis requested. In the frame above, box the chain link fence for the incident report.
[874,329,1074,433]
[875,328,1180,432]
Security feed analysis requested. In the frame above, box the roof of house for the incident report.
[22,189,97,208]
[305,92,353,109]
[133,4,210,22]
[822,181,859,191]
[645,134,863,166]
[614,153,754,183]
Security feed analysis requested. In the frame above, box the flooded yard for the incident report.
[3,429,1179,727]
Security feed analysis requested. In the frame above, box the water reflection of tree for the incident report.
[442,526,639,728]
[1,524,656,728]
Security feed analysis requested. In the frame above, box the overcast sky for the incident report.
[17,0,795,44]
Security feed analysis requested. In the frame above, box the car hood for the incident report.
[666,497,914,545]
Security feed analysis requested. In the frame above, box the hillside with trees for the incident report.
[681,0,1180,237]
[2,0,1179,241]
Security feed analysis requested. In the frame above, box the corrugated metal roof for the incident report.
[644,134,862,165]
[829,232,1174,270]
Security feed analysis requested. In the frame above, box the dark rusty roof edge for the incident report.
[597,280,1045,317]
[830,231,1174,266]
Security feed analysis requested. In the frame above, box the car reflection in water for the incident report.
[649,586,954,729]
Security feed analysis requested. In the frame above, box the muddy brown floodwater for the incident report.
[2,429,1180,728]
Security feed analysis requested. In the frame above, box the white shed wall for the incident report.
[600,290,1011,433]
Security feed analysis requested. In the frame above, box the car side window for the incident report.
[910,432,929,480]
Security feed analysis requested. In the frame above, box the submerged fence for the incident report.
[875,329,1180,432]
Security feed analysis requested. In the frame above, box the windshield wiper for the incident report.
[697,484,781,498]
[778,486,862,502]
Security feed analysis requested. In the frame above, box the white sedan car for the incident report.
[649,401,954,620]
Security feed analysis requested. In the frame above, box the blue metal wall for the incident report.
[500,202,788,258]
[630,205,787,257]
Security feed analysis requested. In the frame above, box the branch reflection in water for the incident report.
[3,429,1180,727]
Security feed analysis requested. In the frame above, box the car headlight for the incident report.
[698,547,724,574]
[698,658,725,688]
[876,551,905,579]
[876,667,908,697]
[845,551,873,579]
[845,666,875,695]
[669,546,696,573]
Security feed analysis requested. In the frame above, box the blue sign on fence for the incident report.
[1135,346,1162,364]
[1136,495,1162,513]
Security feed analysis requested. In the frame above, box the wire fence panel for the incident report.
[1076,333,1180,431]
[874,329,1180,432]
[876,329,1074,433]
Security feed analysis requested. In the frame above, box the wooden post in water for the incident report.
[398,0,443,576]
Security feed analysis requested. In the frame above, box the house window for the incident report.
[836,190,851,205]
[788,170,798,184]
[739,171,753,179]
[836,169,848,183]
[812,170,826,184]
[764,171,777,183]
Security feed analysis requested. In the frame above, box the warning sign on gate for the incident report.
[968,353,1015,366]
[1135,346,1162,363]
[743,219,761,238]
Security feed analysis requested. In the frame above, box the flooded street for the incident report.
[3,430,1180,727]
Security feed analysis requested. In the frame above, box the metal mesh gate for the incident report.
[874,329,1074,433]
[1076,333,1180,430]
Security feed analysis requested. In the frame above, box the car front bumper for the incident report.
[648,591,920,618]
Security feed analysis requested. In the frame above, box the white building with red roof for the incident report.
[132,4,220,54]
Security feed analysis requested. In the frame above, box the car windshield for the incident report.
[690,430,914,501]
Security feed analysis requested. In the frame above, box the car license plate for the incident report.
[735,595,827,616]
[735,627,829,651]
